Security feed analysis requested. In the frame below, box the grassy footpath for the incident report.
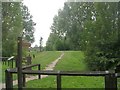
[25,51,105,88]
[32,51,62,69]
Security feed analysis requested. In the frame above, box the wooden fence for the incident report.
[1,55,32,68]
[1,57,14,68]
[5,66,120,90]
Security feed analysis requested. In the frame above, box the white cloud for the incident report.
[23,0,65,47]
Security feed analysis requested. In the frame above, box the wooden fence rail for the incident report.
[5,69,119,90]
[5,64,41,88]
[22,64,41,87]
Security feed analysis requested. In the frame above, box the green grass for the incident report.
[1,51,62,83]
[2,61,17,83]
[62,76,104,88]
[25,51,105,88]
[1,51,61,84]
[25,76,56,88]
[25,76,104,88]
[31,51,62,69]
[55,51,87,71]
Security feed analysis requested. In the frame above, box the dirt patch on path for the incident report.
[1,51,64,88]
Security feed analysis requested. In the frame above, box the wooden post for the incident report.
[105,73,117,90]
[57,72,61,90]
[15,55,18,68]
[38,64,41,79]
[26,55,31,65]
[2,59,4,65]
[5,59,7,65]
[5,69,13,90]
[17,37,23,89]
[12,59,13,68]
[8,60,9,66]
[23,74,26,87]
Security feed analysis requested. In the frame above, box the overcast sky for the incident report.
[23,0,66,47]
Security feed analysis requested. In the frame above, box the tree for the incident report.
[2,2,35,56]
[39,37,43,52]
[2,2,23,56]
[47,2,120,70]
[22,4,36,43]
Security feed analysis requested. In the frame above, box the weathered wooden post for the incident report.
[5,58,7,65]
[8,60,9,66]
[17,37,23,89]
[38,64,41,79]
[105,71,117,90]
[5,69,13,90]
[23,74,26,87]
[12,58,13,68]
[57,71,61,90]
[26,55,31,65]
[15,55,18,68]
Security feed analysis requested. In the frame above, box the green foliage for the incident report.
[82,2,119,70]
[39,37,43,51]
[2,2,35,57]
[2,2,23,56]
[22,4,36,43]
[46,2,120,70]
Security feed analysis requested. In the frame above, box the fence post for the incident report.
[5,69,13,90]
[8,60,9,66]
[15,55,18,68]
[57,71,61,90]
[5,59,7,65]
[23,74,26,87]
[12,59,13,68]
[17,37,23,89]
[38,64,41,79]
[105,72,117,90]
[26,55,32,65]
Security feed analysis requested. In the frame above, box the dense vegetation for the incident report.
[46,2,120,70]
[2,2,36,57]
